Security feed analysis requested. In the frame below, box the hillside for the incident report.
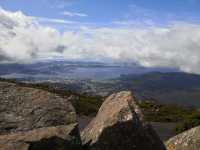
[118,72,200,106]
[71,72,200,107]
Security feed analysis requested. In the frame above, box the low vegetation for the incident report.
[138,101,191,122]
[138,100,200,134]
[70,95,102,116]
[175,111,200,134]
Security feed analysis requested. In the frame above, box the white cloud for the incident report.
[0,8,61,62]
[1,8,200,74]
[61,11,88,17]
[32,16,77,24]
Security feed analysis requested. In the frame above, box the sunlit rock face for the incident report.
[166,126,200,150]
[81,91,166,150]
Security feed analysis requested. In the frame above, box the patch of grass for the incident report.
[71,95,102,116]
[138,101,190,122]
[175,111,200,134]
[138,100,200,134]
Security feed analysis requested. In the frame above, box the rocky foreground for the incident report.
[0,80,199,150]
[166,126,200,150]
[81,91,165,150]
[0,81,82,150]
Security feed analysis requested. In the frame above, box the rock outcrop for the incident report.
[0,123,82,150]
[0,81,76,134]
[0,80,167,150]
[0,81,82,150]
[166,126,200,150]
[81,91,166,150]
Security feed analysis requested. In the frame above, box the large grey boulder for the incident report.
[0,81,82,150]
[166,126,200,150]
[0,81,76,134]
[81,91,166,150]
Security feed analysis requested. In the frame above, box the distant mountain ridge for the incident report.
[1,61,200,107]
[0,61,177,80]
[119,72,200,106]
[29,71,200,107]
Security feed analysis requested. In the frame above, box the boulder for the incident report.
[81,91,166,150]
[166,126,200,150]
[0,81,82,149]
[0,81,76,134]
[0,123,82,150]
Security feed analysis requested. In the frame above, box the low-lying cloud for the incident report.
[0,8,200,74]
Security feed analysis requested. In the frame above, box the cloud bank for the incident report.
[0,8,200,74]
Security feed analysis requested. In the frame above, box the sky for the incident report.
[0,0,200,74]
[1,0,200,28]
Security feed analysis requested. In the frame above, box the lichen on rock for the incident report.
[166,125,200,150]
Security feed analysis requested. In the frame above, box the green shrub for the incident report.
[138,101,190,122]
[175,111,200,134]
[71,95,102,116]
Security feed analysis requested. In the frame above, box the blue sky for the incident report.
[1,0,200,29]
[1,0,200,74]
